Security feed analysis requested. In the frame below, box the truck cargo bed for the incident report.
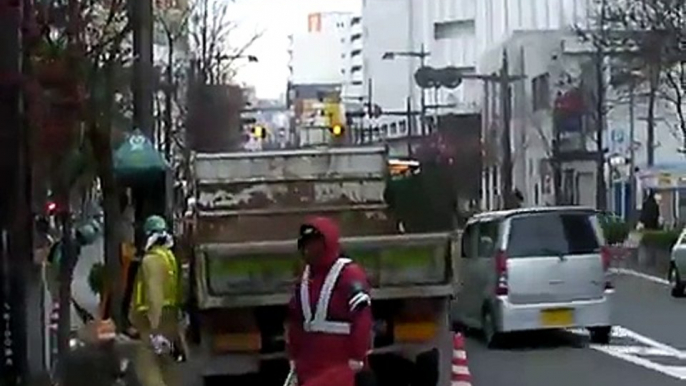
[194,232,456,309]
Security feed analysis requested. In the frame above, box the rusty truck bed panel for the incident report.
[194,209,397,243]
[193,146,397,242]
[194,146,387,183]
[196,179,386,212]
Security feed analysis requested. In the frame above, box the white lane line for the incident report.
[601,345,680,357]
[610,268,670,286]
[592,345,686,380]
[611,326,686,358]
[577,326,686,380]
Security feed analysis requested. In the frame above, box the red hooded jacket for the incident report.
[287,217,373,385]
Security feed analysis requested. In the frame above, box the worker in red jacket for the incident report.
[287,216,375,386]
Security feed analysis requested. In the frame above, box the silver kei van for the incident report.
[452,207,614,348]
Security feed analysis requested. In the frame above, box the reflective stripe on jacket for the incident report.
[300,257,351,334]
[133,246,179,312]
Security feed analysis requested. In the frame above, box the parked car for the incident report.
[452,207,614,347]
[669,228,686,297]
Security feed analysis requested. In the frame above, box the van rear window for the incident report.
[507,213,599,258]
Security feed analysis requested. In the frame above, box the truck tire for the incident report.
[589,326,612,345]
[411,349,439,386]
[669,263,686,298]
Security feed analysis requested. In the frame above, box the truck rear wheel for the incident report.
[411,349,439,386]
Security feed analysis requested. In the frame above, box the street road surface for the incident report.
[467,271,686,386]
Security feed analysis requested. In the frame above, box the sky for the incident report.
[226,0,361,100]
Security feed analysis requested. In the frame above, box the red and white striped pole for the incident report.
[451,333,472,386]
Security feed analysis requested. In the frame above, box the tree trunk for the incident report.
[646,64,659,167]
[57,207,77,376]
[164,32,174,160]
[87,59,122,325]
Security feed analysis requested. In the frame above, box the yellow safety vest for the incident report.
[133,246,180,312]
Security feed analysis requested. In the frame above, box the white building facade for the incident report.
[288,12,364,98]
[362,0,593,140]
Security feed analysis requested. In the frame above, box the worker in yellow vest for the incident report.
[130,215,182,386]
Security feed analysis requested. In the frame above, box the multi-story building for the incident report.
[288,12,364,99]
[479,30,686,222]
[362,0,593,143]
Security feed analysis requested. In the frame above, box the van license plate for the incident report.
[540,309,574,327]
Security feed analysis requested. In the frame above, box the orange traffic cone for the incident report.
[452,333,472,386]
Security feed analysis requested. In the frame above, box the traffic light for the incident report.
[46,201,57,214]
[330,124,344,137]
[252,125,266,139]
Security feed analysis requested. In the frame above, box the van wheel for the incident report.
[589,326,612,345]
[481,308,501,348]
[670,264,686,298]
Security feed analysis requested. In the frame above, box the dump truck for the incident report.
[184,146,458,386]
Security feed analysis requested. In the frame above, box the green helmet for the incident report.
[143,215,167,236]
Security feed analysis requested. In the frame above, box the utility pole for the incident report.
[365,78,373,144]
[164,32,174,160]
[419,44,427,136]
[594,0,608,210]
[0,3,25,384]
[628,79,636,220]
[0,0,41,382]
[130,0,155,137]
[406,97,413,156]
[499,51,515,209]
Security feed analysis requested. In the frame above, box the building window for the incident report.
[434,20,475,40]
[532,73,550,111]
[390,122,398,135]
[350,65,362,72]
[399,121,407,134]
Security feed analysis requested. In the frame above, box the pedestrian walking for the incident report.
[286,217,376,386]
[129,215,184,386]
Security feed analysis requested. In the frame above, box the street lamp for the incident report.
[382,45,430,136]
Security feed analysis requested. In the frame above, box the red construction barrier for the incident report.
[452,333,472,386]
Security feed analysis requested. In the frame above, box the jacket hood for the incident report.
[303,216,341,271]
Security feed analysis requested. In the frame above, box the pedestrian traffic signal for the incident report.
[330,124,344,137]
[252,125,266,139]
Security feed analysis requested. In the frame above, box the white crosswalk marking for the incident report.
[570,326,686,380]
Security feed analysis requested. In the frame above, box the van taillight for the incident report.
[600,246,613,289]
[495,250,508,295]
